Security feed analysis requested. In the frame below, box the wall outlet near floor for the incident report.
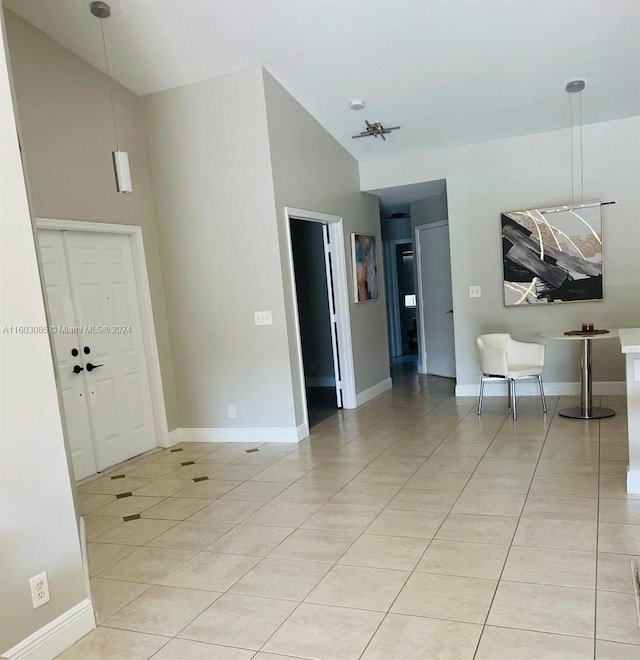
[227,405,237,419]
[469,285,482,298]
[30,571,50,609]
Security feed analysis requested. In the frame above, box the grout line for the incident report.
[593,407,602,660]
[471,395,558,659]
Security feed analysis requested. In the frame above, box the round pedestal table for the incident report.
[540,330,619,420]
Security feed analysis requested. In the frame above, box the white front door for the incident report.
[417,221,456,378]
[38,229,157,478]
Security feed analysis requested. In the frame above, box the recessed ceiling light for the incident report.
[349,99,365,111]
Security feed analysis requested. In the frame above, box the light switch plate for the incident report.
[634,358,640,382]
[469,285,482,298]
[254,311,273,326]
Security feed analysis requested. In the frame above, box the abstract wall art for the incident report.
[352,233,379,302]
[501,203,603,306]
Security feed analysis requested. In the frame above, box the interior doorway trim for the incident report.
[35,218,170,449]
[384,238,413,358]
[284,207,357,434]
[414,220,449,375]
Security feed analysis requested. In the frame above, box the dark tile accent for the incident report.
[193,476,209,483]
[116,492,133,499]
[170,448,184,453]
[246,448,260,453]
[110,474,126,480]
[181,460,195,466]
[123,513,141,522]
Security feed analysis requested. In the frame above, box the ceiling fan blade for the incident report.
[352,133,371,139]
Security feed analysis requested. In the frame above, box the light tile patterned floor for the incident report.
[60,364,640,659]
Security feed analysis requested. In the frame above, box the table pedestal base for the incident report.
[559,406,616,420]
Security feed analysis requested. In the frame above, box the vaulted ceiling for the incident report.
[6,0,640,161]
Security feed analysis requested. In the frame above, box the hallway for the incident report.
[68,365,638,659]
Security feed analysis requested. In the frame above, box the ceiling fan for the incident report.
[352,120,401,141]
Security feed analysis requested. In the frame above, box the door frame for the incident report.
[284,207,356,434]
[383,238,413,358]
[35,218,170,450]
[414,220,451,376]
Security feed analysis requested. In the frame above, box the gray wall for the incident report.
[290,220,335,384]
[410,193,449,231]
[4,10,179,430]
[263,69,390,423]
[361,117,640,387]
[382,215,412,241]
[144,66,297,430]
[1,14,88,651]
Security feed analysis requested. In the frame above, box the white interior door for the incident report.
[38,230,97,480]
[417,222,456,378]
[323,224,343,408]
[38,229,157,477]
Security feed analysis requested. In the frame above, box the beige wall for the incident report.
[263,70,390,423]
[4,10,179,430]
[144,66,297,430]
[361,116,640,387]
[0,13,89,653]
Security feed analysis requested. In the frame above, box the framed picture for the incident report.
[501,202,603,306]
[351,233,379,302]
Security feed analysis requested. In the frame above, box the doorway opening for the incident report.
[289,219,339,427]
[284,207,356,436]
[370,180,457,379]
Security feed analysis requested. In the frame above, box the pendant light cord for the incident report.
[579,90,584,203]
[569,91,574,206]
[99,17,119,151]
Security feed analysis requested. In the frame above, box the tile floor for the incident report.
[60,364,640,659]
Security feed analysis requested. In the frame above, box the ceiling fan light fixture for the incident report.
[349,99,365,111]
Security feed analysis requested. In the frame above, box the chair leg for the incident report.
[478,378,485,416]
[510,379,517,420]
[506,380,512,414]
[538,375,547,414]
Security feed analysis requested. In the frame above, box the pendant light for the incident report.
[549,80,615,215]
[90,1,132,194]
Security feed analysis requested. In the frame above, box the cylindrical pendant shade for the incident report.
[112,150,132,194]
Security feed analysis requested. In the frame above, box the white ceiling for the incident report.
[5,0,640,161]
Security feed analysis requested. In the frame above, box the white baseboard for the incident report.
[306,376,336,387]
[628,469,640,496]
[297,423,309,441]
[455,381,626,397]
[3,599,95,660]
[167,428,182,446]
[179,427,300,444]
[356,377,393,407]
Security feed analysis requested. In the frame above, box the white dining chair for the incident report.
[477,333,547,420]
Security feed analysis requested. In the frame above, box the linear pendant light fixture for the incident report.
[90,1,132,194]
[552,79,615,215]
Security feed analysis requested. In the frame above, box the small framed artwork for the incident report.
[351,233,379,302]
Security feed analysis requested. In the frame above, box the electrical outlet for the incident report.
[227,405,236,419]
[310,361,317,372]
[254,311,273,326]
[30,572,50,609]
[469,285,482,298]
